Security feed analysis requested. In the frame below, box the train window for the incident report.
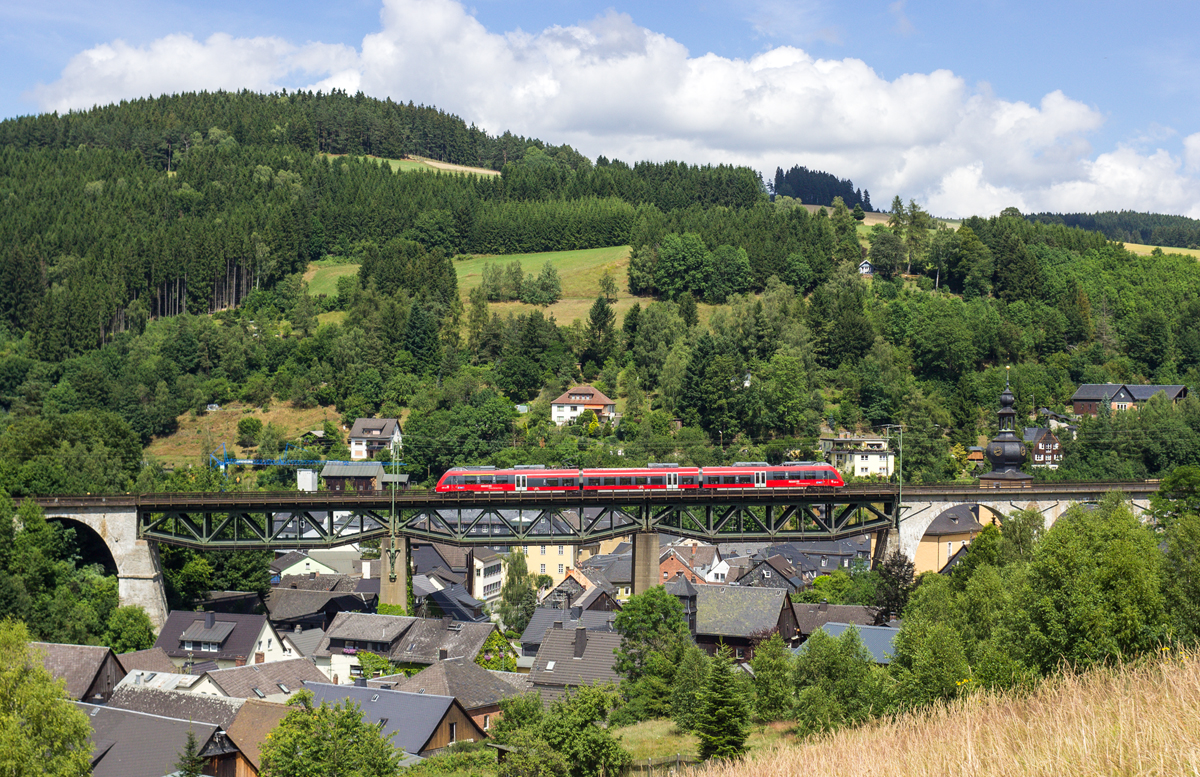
[464,476,478,485]
[619,477,633,486]
[545,478,559,487]
[528,478,543,487]
[588,478,600,486]
[739,475,753,484]
[707,476,719,484]
[603,477,617,486]
[635,476,647,485]
[563,478,575,487]
[682,476,696,485]
[651,476,664,485]
[723,476,738,484]
[478,476,493,484]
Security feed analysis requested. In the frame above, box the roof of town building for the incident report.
[203,658,328,701]
[923,505,985,536]
[31,642,116,700]
[106,685,245,729]
[372,657,529,709]
[154,611,272,662]
[349,418,400,439]
[695,586,787,638]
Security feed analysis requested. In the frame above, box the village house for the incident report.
[736,554,803,593]
[305,682,487,758]
[659,547,706,586]
[691,586,797,661]
[916,505,986,574]
[518,541,581,591]
[795,622,900,664]
[264,587,377,631]
[33,642,126,703]
[792,601,880,643]
[820,432,895,478]
[75,703,237,777]
[373,657,532,734]
[1070,383,1188,416]
[188,657,329,701]
[519,606,618,657]
[550,385,617,426]
[313,612,496,682]
[348,417,403,460]
[470,547,506,603]
[154,611,287,670]
[1023,427,1064,469]
[319,461,387,493]
[529,625,622,703]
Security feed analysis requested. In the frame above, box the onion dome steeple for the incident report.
[980,367,1033,489]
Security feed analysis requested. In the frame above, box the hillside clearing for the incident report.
[319,153,499,176]
[693,652,1200,777]
[145,402,339,467]
[304,260,360,297]
[1123,241,1200,258]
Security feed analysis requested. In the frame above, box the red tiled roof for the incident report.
[551,385,614,406]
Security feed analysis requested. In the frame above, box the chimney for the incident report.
[205,612,216,629]
[309,571,316,580]
[570,606,583,620]
[573,626,587,658]
[134,672,142,685]
[362,560,371,580]
[255,652,265,664]
[819,600,828,611]
[442,616,453,631]
[354,678,367,687]
[438,648,448,661]
[234,655,247,667]
[552,621,563,630]
[294,625,302,634]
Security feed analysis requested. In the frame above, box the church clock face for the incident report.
[992,447,1002,456]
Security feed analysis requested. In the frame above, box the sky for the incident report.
[5,0,1200,218]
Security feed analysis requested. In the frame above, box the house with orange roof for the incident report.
[550,385,616,426]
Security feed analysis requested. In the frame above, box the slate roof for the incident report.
[322,612,418,644]
[1023,427,1051,444]
[923,505,984,536]
[1126,384,1187,402]
[940,544,971,574]
[320,462,385,479]
[392,618,496,664]
[265,588,376,622]
[204,658,329,700]
[579,553,632,585]
[225,699,291,773]
[764,555,797,578]
[31,642,115,700]
[793,602,879,635]
[155,611,271,662]
[573,585,619,610]
[304,682,481,754]
[431,543,471,572]
[1071,383,1125,402]
[375,657,530,709]
[426,566,466,586]
[800,622,899,664]
[349,417,400,439]
[116,647,178,676]
[107,685,245,729]
[275,573,360,592]
[412,543,451,575]
[412,574,439,598]
[282,626,327,657]
[550,385,614,406]
[270,550,311,574]
[76,703,221,777]
[723,557,756,582]
[519,608,618,646]
[664,574,700,598]
[529,627,622,702]
[694,586,787,638]
[428,584,487,622]
[487,670,535,694]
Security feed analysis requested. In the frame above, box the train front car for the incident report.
[580,463,702,492]
[700,461,845,489]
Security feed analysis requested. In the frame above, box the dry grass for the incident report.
[614,719,793,761]
[144,401,339,467]
[695,652,1200,777]
[1123,242,1200,259]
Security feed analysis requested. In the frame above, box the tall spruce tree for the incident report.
[695,645,749,761]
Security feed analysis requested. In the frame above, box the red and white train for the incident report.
[434,462,844,493]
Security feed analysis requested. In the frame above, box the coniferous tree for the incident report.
[695,645,748,761]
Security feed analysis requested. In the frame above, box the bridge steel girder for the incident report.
[136,493,897,549]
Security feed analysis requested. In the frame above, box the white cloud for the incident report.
[27,0,1200,217]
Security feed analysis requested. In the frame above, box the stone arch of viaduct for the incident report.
[892,493,1152,561]
[43,505,169,628]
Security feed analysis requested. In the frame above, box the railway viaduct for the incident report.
[29,481,1159,628]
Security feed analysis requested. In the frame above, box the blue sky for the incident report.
[5,0,1200,217]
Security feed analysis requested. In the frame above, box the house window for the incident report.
[663,571,669,579]
[558,545,564,555]
[449,722,457,743]
[184,641,194,651]
[523,546,529,554]
[735,647,744,659]
[763,570,771,578]
[947,542,952,558]
[350,664,363,678]
[558,564,564,574]
[540,564,546,574]
[483,715,490,730]
[623,587,631,595]
[540,546,546,555]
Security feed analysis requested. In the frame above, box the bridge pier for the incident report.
[380,535,409,612]
[631,531,660,595]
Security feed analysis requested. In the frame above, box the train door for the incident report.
[754,470,766,488]
[666,472,679,490]
[515,474,527,492]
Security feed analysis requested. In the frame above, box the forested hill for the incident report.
[771,165,873,211]
[0,90,764,360]
[1028,210,1200,249]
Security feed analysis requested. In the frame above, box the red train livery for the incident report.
[435,462,843,493]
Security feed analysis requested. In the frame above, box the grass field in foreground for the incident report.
[696,653,1200,777]
[614,718,792,761]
